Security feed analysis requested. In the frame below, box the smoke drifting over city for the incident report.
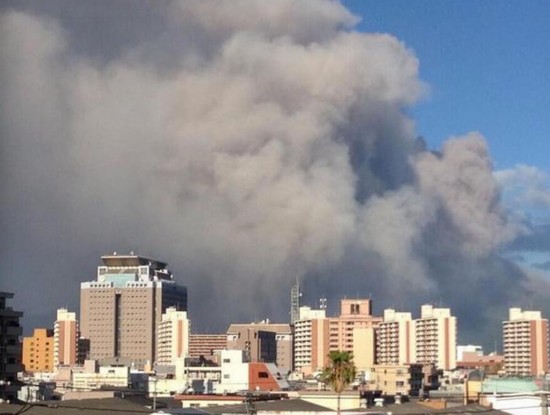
[1,0,548,347]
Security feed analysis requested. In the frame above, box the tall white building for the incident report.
[54,308,79,368]
[157,307,190,366]
[414,305,457,370]
[503,307,548,376]
[293,306,328,375]
[376,309,414,365]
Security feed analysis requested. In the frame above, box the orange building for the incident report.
[22,328,54,372]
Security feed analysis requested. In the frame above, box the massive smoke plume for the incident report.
[1,0,548,347]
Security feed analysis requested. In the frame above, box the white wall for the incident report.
[487,395,545,415]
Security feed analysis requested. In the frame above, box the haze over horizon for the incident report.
[1,0,549,351]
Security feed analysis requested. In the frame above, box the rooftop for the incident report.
[101,253,168,269]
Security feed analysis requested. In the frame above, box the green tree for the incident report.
[321,351,357,414]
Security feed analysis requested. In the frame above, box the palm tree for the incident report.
[321,351,356,414]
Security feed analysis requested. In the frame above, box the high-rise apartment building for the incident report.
[0,292,23,401]
[294,300,382,374]
[329,299,382,371]
[80,253,187,367]
[22,328,54,372]
[157,307,190,366]
[54,308,79,368]
[414,304,457,370]
[503,307,549,376]
[293,306,328,375]
[376,309,414,365]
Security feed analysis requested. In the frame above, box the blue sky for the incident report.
[345,0,550,171]
[345,0,550,270]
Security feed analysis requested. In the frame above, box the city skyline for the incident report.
[17,290,548,378]
[1,1,550,350]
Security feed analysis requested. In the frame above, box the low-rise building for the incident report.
[70,360,130,391]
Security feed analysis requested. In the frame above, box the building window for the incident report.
[258,372,269,378]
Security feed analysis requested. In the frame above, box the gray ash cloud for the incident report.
[1,0,548,348]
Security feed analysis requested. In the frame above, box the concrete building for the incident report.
[457,345,483,361]
[376,309,414,365]
[367,364,425,396]
[294,300,382,375]
[293,306,328,375]
[226,325,276,365]
[329,299,382,371]
[80,253,187,368]
[71,360,130,391]
[157,307,190,366]
[54,308,79,368]
[226,322,292,373]
[503,307,549,376]
[0,292,23,401]
[216,350,289,394]
[414,304,457,370]
[22,328,54,373]
[188,334,226,359]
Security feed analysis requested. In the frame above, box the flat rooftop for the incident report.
[101,254,168,269]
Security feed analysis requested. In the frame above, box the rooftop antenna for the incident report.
[290,278,301,325]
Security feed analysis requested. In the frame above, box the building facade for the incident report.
[226,324,277,367]
[0,292,23,401]
[376,309,414,365]
[22,328,54,373]
[54,308,79,368]
[414,304,457,370]
[157,307,190,366]
[80,253,187,368]
[227,322,293,374]
[294,300,382,374]
[503,307,549,376]
[189,334,227,359]
[293,306,329,375]
[329,299,382,371]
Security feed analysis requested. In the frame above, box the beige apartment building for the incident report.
[157,307,190,366]
[227,322,293,373]
[503,307,549,376]
[294,306,329,375]
[22,328,54,372]
[376,309,414,365]
[414,304,457,370]
[329,299,382,371]
[54,308,79,368]
[294,299,382,375]
[80,253,187,368]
